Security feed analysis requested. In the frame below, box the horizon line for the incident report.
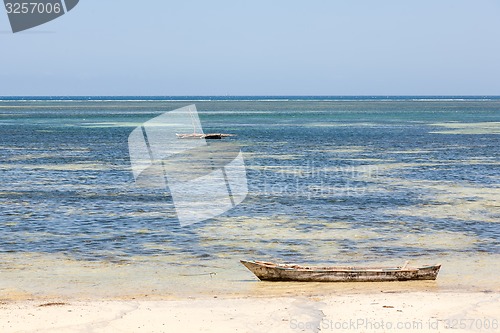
[1,95,499,98]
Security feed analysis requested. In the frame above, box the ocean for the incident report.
[0,96,499,299]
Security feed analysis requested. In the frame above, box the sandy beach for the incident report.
[1,291,498,333]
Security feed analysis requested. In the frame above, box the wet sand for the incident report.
[1,252,499,301]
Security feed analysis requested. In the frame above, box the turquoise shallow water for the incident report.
[0,97,499,298]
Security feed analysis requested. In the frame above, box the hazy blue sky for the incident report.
[1,0,500,95]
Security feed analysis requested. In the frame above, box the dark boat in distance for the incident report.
[176,133,234,139]
[240,260,441,282]
[175,104,235,140]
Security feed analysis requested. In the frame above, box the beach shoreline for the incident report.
[1,252,499,302]
[1,291,498,333]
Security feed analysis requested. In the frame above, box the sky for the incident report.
[1,0,500,96]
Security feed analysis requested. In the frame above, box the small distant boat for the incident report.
[176,133,234,140]
[175,106,234,139]
[240,260,441,282]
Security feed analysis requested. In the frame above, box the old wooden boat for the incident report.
[240,260,441,282]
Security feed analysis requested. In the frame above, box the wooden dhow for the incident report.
[240,260,441,282]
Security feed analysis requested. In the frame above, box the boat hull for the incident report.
[240,260,441,282]
[176,133,233,139]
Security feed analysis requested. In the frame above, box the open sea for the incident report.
[0,96,499,299]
